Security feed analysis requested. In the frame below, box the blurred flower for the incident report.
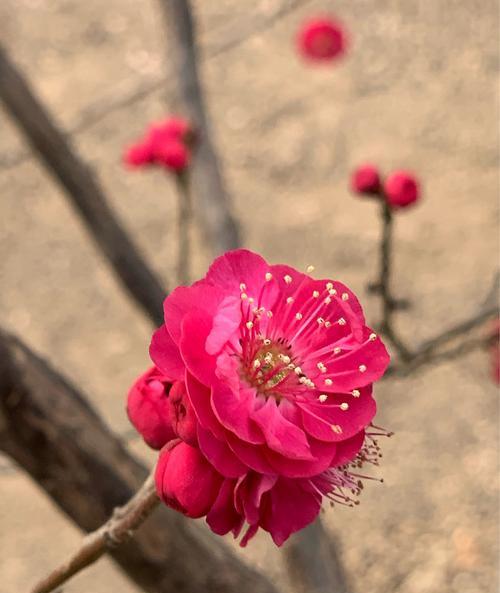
[384,171,421,209]
[123,116,192,173]
[297,17,347,63]
[127,366,176,449]
[148,249,390,545]
[351,164,381,195]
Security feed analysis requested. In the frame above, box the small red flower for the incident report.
[127,366,176,449]
[297,17,347,63]
[351,164,381,195]
[123,116,192,173]
[384,171,421,209]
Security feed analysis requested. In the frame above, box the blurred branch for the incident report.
[157,0,240,254]
[176,174,192,284]
[31,472,159,593]
[0,0,308,171]
[0,44,165,326]
[284,520,350,593]
[0,329,280,593]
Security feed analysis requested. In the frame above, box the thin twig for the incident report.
[377,201,412,360]
[0,44,166,326]
[176,173,191,285]
[31,473,159,593]
[158,0,240,254]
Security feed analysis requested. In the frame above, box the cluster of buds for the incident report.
[351,164,421,210]
[123,117,193,173]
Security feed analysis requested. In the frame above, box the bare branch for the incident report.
[0,44,165,326]
[158,0,240,254]
[0,329,280,593]
[31,472,159,593]
[176,174,192,284]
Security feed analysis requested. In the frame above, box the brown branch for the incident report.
[0,329,280,593]
[0,44,165,326]
[386,303,498,378]
[176,174,192,285]
[158,0,240,254]
[284,520,350,593]
[31,472,159,593]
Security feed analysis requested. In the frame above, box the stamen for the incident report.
[369,333,377,341]
[359,365,367,373]
[319,394,328,403]
[313,290,320,298]
[341,293,349,301]
[265,272,273,281]
[325,378,333,386]
[284,275,292,285]
[241,293,248,300]
[333,347,341,354]
[286,297,294,304]
[352,389,360,397]
[338,317,346,326]
[295,313,303,320]
[306,265,315,273]
[331,425,343,434]
[340,402,349,411]
[239,283,247,291]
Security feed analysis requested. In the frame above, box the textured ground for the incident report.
[0,0,498,592]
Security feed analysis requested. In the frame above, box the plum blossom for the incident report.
[142,249,390,545]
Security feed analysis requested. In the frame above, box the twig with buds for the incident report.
[30,472,159,593]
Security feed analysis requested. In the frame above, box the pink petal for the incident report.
[197,425,247,478]
[264,437,337,478]
[205,249,274,303]
[206,478,243,536]
[149,325,185,381]
[250,398,313,460]
[332,430,365,466]
[235,472,277,525]
[205,296,241,355]
[164,283,225,344]
[260,478,321,546]
[185,371,225,439]
[225,432,277,474]
[299,387,376,442]
[179,310,217,385]
[211,382,265,444]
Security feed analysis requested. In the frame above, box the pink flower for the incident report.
[351,164,381,195]
[297,17,347,63]
[127,366,176,449]
[123,116,192,173]
[149,249,390,544]
[384,171,421,209]
[168,380,198,446]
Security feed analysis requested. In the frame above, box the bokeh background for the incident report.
[0,1,498,592]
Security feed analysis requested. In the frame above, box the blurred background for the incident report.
[0,0,498,592]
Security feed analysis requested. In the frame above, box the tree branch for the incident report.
[0,43,165,326]
[157,0,240,254]
[31,472,159,593]
[0,329,279,593]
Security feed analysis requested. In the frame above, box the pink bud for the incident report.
[168,381,198,446]
[156,140,190,172]
[123,142,154,168]
[148,117,191,145]
[351,164,381,195]
[297,17,347,63]
[384,171,421,209]
[127,366,175,449]
[155,442,223,518]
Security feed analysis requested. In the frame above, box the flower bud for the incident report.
[297,17,347,62]
[351,164,381,195]
[168,381,198,446]
[384,171,420,209]
[127,366,175,449]
[156,140,190,172]
[123,142,153,167]
[155,442,223,518]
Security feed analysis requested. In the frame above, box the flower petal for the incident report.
[206,478,243,536]
[149,325,185,381]
[197,425,247,478]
